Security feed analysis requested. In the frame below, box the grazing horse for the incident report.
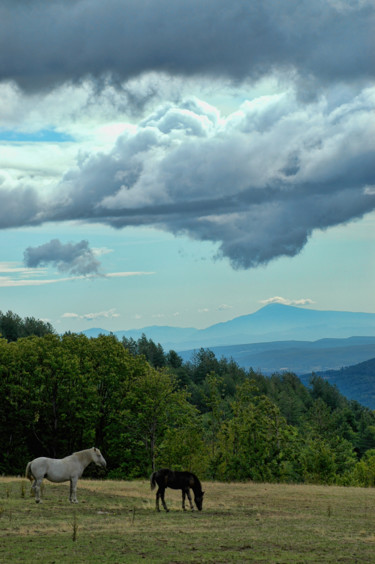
[25,447,107,503]
[150,468,204,512]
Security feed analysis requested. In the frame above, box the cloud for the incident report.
[0,257,153,288]
[7,88,371,270]
[1,1,373,93]
[62,308,120,321]
[23,239,101,276]
[218,304,232,311]
[106,271,154,278]
[0,275,77,288]
[1,1,374,272]
[260,297,315,306]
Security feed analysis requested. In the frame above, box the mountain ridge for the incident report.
[178,336,375,376]
[81,304,375,350]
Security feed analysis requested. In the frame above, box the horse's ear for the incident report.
[93,447,97,452]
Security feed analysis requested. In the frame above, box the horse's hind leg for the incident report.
[34,478,43,503]
[156,487,161,512]
[161,491,169,512]
[182,491,189,511]
[157,487,169,512]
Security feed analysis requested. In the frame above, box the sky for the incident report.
[0,0,374,334]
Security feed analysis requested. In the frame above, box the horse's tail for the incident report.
[25,461,34,482]
[150,471,157,490]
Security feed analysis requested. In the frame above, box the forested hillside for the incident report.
[1,323,375,486]
[300,358,375,409]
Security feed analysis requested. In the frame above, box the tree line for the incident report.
[1,314,375,486]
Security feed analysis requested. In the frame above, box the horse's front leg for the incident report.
[70,478,79,503]
[182,490,186,511]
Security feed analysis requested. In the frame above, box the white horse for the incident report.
[25,447,107,503]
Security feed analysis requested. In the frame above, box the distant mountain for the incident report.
[80,306,375,406]
[299,358,375,410]
[178,336,375,376]
[82,304,375,351]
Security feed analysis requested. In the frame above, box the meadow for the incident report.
[1,477,375,563]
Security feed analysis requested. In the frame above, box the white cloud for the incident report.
[61,313,80,319]
[92,246,114,257]
[62,308,120,321]
[260,296,315,306]
[0,261,154,287]
[106,271,154,278]
[0,276,78,288]
[0,262,43,275]
[218,304,232,311]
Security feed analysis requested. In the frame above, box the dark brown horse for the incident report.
[150,468,204,512]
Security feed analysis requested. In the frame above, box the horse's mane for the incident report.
[191,472,203,493]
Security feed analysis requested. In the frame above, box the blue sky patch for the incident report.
[0,129,74,143]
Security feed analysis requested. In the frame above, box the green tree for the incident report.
[157,410,206,475]
[0,311,23,342]
[200,372,229,473]
[0,310,54,341]
[350,450,375,486]
[0,338,33,473]
[216,380,299,482]
[300,439,337,484]
[106,366,196,477]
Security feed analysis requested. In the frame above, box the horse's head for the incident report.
[194,490,204,511]
[92,447,107,470]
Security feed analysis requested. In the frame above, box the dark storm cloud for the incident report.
[0,186,41,228]
[0,0,373,91]
[1,1,374,270]
[24,239,101,275]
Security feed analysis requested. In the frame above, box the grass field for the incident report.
[1,476,375,563]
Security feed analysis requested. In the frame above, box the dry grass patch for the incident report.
[1,477,375,562]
